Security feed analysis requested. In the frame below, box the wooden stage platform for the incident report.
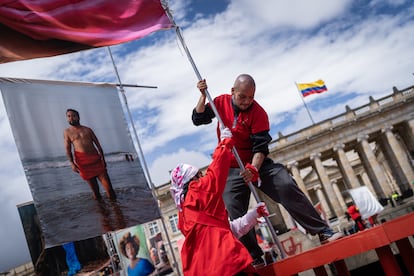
[257,212,414,276]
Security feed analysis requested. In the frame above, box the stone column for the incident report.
[287,160,310,199]
[314,185,330,224]
[408,118,414,135]
[310,153,341,218]
[333,143,359,189]
[356,134,390,197]
[279,205,296,230]
[361,172,377,197]
[332,180,347,211]
[404,118,414,153]
[381,125,414,187]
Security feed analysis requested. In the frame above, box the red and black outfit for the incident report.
[347,205,366,231]
[179,138,256,275]
[192,94,329,260]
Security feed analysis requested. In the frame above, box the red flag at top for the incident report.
[0,0,173,63]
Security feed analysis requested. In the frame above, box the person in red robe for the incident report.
[346,204,366,232]
[170,128,267,275]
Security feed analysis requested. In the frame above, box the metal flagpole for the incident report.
[115,84,157,89]
[294,81,316,125]
[163,5,286,259]
[107,46,182,275]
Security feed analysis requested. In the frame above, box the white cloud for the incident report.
[227,0,352,30]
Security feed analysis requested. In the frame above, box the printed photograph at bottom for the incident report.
[110,223,175,276]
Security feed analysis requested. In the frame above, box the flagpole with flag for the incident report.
[294,79,328,125]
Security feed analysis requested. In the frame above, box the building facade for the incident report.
[144,84,414,275]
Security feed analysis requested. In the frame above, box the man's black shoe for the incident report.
[252,256,265,269]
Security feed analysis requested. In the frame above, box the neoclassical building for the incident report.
[144,84,414,275]
[268,85,413,222]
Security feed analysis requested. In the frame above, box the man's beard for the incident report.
[69,120,80,126]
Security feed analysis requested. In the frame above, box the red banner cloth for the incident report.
[0,0,173,63]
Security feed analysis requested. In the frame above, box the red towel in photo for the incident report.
[74,151,105,180]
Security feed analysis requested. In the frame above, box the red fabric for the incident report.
[74,151,105,180]
[211,94,270,167]
[348,205,366,230]
[0,0,173,63]
[347,205,361,221]
[178,139,254,275]
[245,163,259,182]
[368,215,378,226]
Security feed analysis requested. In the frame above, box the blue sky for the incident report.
[0,0,414,271]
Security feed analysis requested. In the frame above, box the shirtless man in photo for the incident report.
[64,108,116,200]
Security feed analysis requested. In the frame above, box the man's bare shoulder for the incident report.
[64,125,92,134]
[63,127,71,137]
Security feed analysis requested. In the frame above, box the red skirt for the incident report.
[74,151,105,180]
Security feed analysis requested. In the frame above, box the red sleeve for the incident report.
[204,138,234,193]
[250,102,270,134]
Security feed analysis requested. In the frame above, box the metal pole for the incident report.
[163,7,286,259]
[294,82,316,125]
[115,84,157,89]
[107,46,183,275]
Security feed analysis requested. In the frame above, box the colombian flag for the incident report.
[297,79,328,97]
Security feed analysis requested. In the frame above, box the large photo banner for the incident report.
[0,78,160,247]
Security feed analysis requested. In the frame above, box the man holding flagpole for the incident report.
[192,74,343,266]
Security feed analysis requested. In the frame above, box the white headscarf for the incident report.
[170,163,199,210]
